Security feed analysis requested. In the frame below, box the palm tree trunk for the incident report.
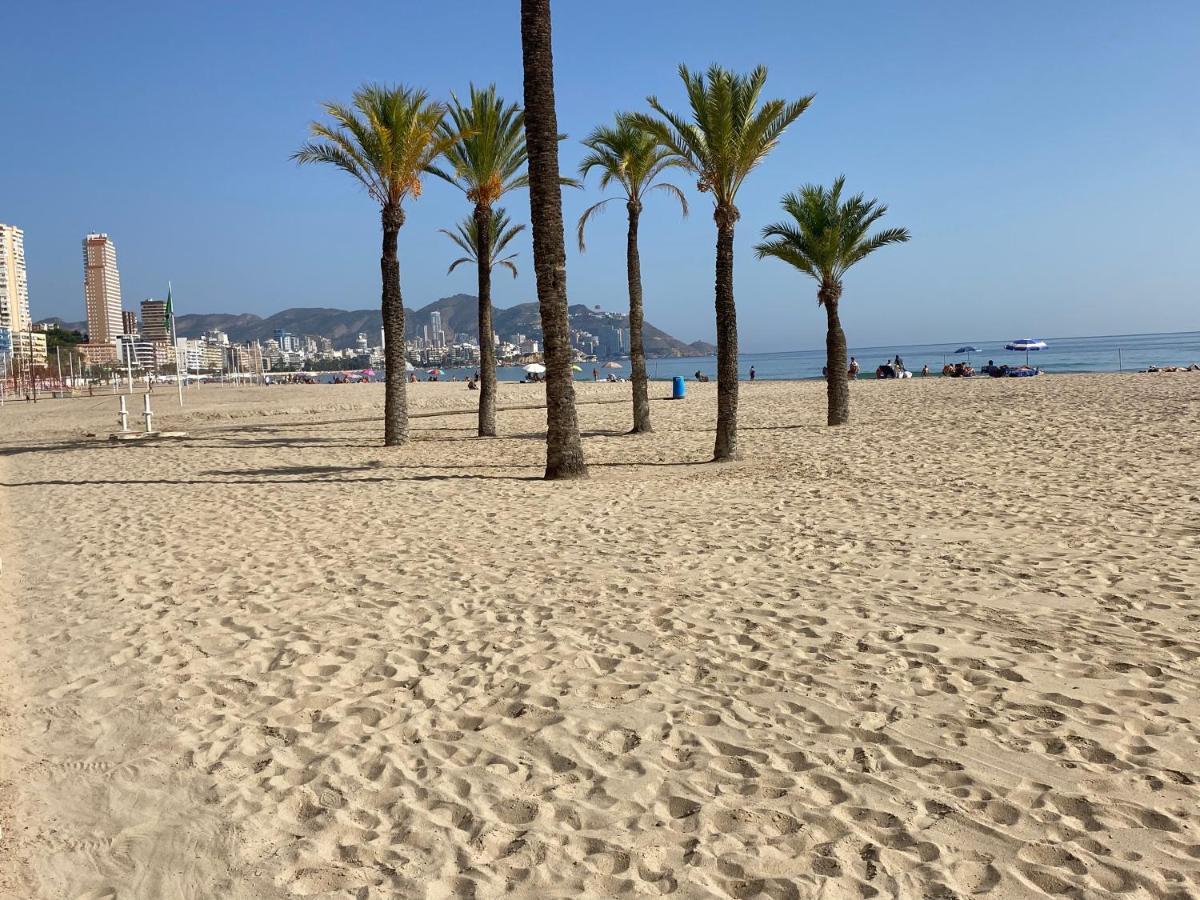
[381,203,409,446]
[822,282,849,426]
[474,202,497,437]
[713,211,739,461]
[521,0,587,479]
[626,201,652,433]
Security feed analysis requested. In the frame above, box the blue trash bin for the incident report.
[672,375,686,400]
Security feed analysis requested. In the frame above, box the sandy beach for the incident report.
[1,374,1198,898]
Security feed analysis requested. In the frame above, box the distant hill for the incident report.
[41,297,716,358]
[162,295,714,358]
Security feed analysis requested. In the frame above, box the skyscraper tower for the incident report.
[430,310,447,348]
[0,224,32,333]
[83,233,123,344]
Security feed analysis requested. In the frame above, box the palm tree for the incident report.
[632,66,811,461]
[431,85,529,437]
[755,177,910,425]
[294,84,456,446]
[577,115,688,434]
[520,0,587,479]
[440,207,526,280]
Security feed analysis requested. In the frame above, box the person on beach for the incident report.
[921,363,929,377]
[749,366,756,381]
[592,368,599,381]
[848,357,860,379]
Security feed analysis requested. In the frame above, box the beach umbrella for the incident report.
[1004,338,1047,365]
[427,367,445,376]
[955,345,980,365]
[570,364,583,372]
[602,361,623,369]
[361,368,376,376]
[523,363,546,374]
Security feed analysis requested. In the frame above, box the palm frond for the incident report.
[648,181,689,217]
[575,197,618,252]
[756,178,909,290]
[635,65,810,207]
[295,83,449,210]
[437,83,528,206]
[439,207,527,273]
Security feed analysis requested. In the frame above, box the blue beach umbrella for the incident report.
[955,345,980,365]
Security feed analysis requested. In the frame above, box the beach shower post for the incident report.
[118,395,129,433]
[143,393,154,434]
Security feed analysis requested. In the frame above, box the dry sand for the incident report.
[0,374,1198,899]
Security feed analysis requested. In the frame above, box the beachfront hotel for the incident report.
[140,298,169,342]
[0,223,32,334]
[80,233,123,363]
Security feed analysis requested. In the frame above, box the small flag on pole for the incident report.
[164,284,173,331]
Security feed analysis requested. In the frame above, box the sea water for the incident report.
[400,331,1200,382]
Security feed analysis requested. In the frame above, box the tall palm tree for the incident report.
[440,207,526,280]
[431,85,529,437]
[294,84,456,446]
[521,0,587,479]
[755,177,910,425]
[633,65,811,461]
[577,115,688,434]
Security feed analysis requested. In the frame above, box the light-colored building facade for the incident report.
[83,233,123,344]
[117,335,158,371]
[77,341,119,365]
[0,224,32,334]
[230,343,264,376]
[8,330,48,366]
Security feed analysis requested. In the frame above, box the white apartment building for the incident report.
[0,224,32,333]
[83,233,123,344]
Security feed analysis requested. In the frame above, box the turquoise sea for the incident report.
[408,331,1200,382]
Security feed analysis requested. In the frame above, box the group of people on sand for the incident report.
[874,355,914,379]
[943,361,976,378]
[1143,363,1200,374]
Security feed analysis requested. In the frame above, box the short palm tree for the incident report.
[441,207,526,278]
[521,0,587,478]
[430,84,529,437]
[577,115,688,434]
[632,65,811,461]
[756,177,910,425]
[294,84,456,446]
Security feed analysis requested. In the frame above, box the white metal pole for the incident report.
[1,352,7,407]
[125,343,134,395]
[171,316,183,407]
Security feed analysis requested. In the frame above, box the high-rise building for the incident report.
[122,310,137,336]
[83,233,123,344]
[0,224,32,333]
[140,299,169,342]
[430,311,445,348]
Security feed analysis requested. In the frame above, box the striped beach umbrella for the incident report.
[1005,338,1047,365]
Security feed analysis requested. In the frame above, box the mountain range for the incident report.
[48,294,716,358]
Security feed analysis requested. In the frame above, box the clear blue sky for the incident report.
[3,1,1197,351]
